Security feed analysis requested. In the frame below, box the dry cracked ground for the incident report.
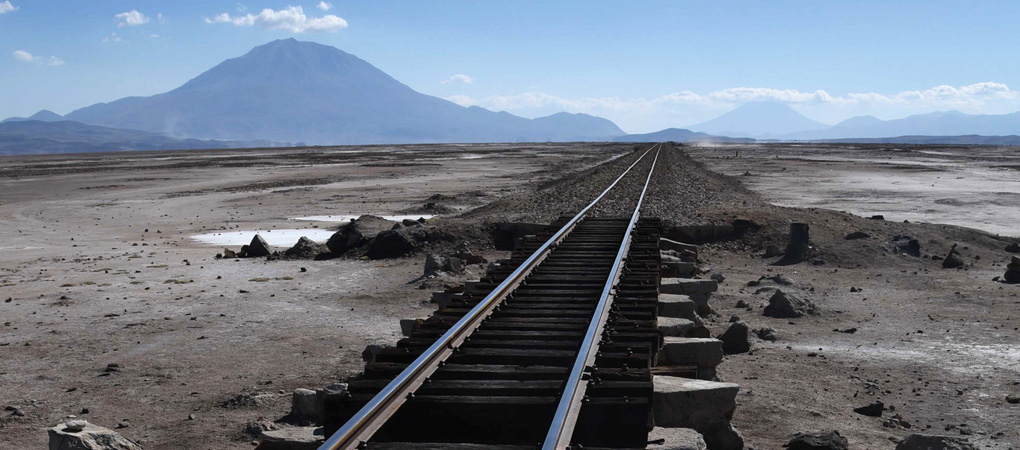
[1,142,1018,449]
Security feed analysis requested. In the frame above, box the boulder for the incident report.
[941,245,964,269]
[763,245,781,258]
[401,218,420,227]
[367,228,416,259]
[247,234,273,258]
[853,401,884,417]
[647,427,708,450]
[423,253,465,276]
[652,377,743,450]
[892,235,921,257]
[1004,255,1020,283]
[845,231,870,240]
[326,222,362,255]
[763,290,818,318]
[256,426,324,450]
[48,420,143,450]
[894,434,975,450]
[284,237,326,259]
[719,322,750,354]
[1006,242,1020,253]
[755,327,777,341]
[785,430,848,450]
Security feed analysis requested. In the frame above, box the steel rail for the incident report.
[542,144,662,450]
[317,142,661,450]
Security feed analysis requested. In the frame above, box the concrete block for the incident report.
[661,238,700,255]
[662,261,697,278]
[661,278,718,296]
[647,427,708,450]
[291,388,321,423]
[658,317,696,337]
[399,318,422,337]
[652,376,743,450]
[658,337,723,369]
[658,294,697,319]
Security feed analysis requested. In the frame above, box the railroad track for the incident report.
[320,143,664,450]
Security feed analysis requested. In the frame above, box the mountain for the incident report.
[787,110,1020,140]
[687,102,828,138]
[830,115,884,130]
[2,109,64,123]
[818,135,1020,146]
[614,128,754,143]
[63,39,623,144]
[0,120,270,155]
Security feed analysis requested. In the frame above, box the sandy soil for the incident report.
[2,142,1018,450]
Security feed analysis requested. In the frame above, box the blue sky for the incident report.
[2,0,1020,133]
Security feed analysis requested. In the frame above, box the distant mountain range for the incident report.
[687,102,828,137]
[0,120,268,156]
[613,128,753,143]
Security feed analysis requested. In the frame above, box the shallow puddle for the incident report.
[292,214,434,223]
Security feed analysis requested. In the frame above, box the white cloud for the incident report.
[116,10,150,27]
[13,50,64,67]
[441,74,473,85]
[0,1,17,14]
[102,32,122,43]
[317,1,332,11]
[157,13,167,24]
[205,6,347,33]
[13,50,37,62]
[448,82,1020,133]
[150,34,160,38]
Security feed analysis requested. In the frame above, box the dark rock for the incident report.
[223,249,237,258]
[892,235,921,257]
[781,223,810,263]
[366,228,416,259]
[247,235,273,257]
[285,237,327,259]
[728,315,740,323]
[326,221,362,255]
[894,434,975,450]
[1004,256,1020,283]
[845,231,870,240]
[719,322,750,354]
[834,327,857,334]
[1006,394,1019,404]
[785,430,848,450]
[710,273,726,283]
[763,245,781,258]
[755,327,777,341]
[869,215,885,220]
[735,300,748,308]
[764,290,817,318]
[942,245,964,269]
[423,253,465,276]
[1006,242,1020,253]
[853,401,884,417]
[401,218,420,227]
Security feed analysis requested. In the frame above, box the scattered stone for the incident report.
[284,237,327,259]
[719,322,750,354]
[728,315,740,323]
[245,417,279,436]
[785,430,848,450]
[763,290,818,318]
[710,273,726,283]
[423,253,464,276]
[942,245,965,269]
[1006,242,1020,253]
[763,245,781,258]
[223,249,237,258]
[326,221,362,255]
[845,231,870,240]
[734,300,748,308]
[894,434,975,450]
[647,427,708,450]
[755,327,777,341]
[116,420,130,429]
[892,235,921,257]
[853,401,885,417]
[1006,394,1019,404]
[246,235,273,258]
[834,327,857,334]
[401,218,420,227]
[48,420,143,450]
[187,414,196,421]
[870,215,885,220]
[64,419,88,432]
